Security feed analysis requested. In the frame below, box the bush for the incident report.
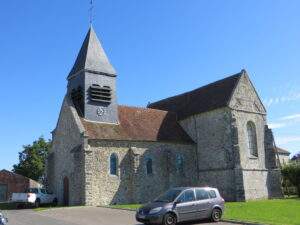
[281,163,300,197]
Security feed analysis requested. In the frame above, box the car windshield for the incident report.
[155,189,182,203]
[26,188,38,193]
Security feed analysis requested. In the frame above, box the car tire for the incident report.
[211,208,222,222]
[52,198,58,206]
[35,199,41,208]
[163,213,177,225]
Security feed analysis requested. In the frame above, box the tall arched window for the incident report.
[247,121,258,157]
[176,154,184,173]
[110,153,118,175]
[146,158,153,175]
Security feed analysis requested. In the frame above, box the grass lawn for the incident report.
[109,204,141,210]
[0,203,16,210]
[223,198,300,225]
[110,198,300,225]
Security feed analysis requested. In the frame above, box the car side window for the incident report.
[176,193,185,203]
[195,189,210,200]
[185,190,195,202]
[41,189,46,194]
[29,188,38,194]
[209,190,217,198]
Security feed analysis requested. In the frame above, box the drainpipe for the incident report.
[193,115,200,184]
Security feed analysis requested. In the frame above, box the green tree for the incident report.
[281,163,300,197]
[13,137,51,181]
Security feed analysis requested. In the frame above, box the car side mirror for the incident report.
[174,200,180,205]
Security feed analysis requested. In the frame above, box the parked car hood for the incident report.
[141,201,172,210]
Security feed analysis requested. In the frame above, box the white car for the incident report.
[11,188,57,207]
[0,211,8,225]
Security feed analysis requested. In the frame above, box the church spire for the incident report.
[68,26,116,79]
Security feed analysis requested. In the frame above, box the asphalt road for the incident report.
[3,207,243,225]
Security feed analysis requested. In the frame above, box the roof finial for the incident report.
[89,0,94,25]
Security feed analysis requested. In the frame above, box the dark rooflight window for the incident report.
[89,84,112,103]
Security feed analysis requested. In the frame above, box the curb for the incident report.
[97,206,136,212]
[222,219,265,225]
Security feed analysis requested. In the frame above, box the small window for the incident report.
[195,189,210,200]
[110,153,118,175]
[209,190,217,198]
[175,154,184,173]
[146,158,153,175]
[247,121,258,157]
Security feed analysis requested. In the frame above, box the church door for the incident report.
[63,177,69,206]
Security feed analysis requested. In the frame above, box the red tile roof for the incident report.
[80,105,194,143]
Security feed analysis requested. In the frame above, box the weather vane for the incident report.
[89,0,94,25]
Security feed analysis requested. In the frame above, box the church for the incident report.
[46,26,283,206]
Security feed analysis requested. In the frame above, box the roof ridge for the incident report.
[118,104,172,113]
[149,71,243,106]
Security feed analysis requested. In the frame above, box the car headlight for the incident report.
[149,207,162,214]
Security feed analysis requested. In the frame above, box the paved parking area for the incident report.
[3,207,243,225]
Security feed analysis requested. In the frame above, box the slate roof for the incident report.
[148,71,244,120]
[68,26,116,78]
[274,147,290,155]
[80,105,194,143]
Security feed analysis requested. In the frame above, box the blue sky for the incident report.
[1,0,300,170]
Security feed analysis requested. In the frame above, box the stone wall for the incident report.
[180,107,244,201]
[179,73,283,201]
[47,96,86,205]
[85,140,197,206]
[230,74,282,200]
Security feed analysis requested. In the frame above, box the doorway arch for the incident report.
[63,176,69,206]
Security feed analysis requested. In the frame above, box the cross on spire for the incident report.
[89,0,94,25]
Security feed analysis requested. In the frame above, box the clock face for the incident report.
[96,107,105,116]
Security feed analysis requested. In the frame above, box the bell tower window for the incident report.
[89,84,112,103]
[71,86,84,116]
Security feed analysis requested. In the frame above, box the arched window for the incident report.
[146,158,153,175]
[110,153,118,175]
[176,154,184,173]
[247,121,258,157]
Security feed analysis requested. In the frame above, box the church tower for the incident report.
[67,26,118,124]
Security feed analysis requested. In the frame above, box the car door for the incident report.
[40,189,48,204]
[194,188,213,219]
[175,189,197,222]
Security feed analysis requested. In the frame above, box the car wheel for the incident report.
[52,198,58,206]
[211,208,222,222]
[35,199,41,208]
[163,213,177,225]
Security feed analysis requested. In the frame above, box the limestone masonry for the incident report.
[47,27,283,206]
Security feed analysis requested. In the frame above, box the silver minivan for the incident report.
[136,187,225,225]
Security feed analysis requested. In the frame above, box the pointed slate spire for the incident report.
[68,26,116,79]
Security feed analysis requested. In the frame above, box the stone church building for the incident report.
[47,27,282,206]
